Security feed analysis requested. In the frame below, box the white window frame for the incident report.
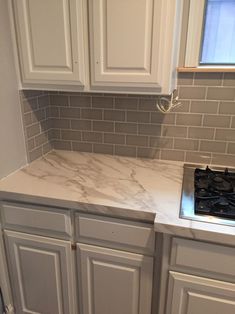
[184,0,235,69]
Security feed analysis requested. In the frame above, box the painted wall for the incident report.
[0,0,27,179]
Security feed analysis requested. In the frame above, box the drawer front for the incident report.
[75,214,155,254]
[171,237,235,278]
[0,203,72,239]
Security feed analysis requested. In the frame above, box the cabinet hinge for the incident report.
[71,244,77,251]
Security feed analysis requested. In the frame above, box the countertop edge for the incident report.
[0,191,156,224]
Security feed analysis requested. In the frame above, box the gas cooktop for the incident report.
[180,164,235,227]
[195,166,235,219]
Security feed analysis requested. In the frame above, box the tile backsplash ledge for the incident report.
[20,72,235,166]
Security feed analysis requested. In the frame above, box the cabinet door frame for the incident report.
[88,0,183,94]
[77,242,153,314]
[11,0,87,86]
[166,271,235,314]
[4,230,77,314]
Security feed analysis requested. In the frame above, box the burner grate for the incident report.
[195,167,235,219]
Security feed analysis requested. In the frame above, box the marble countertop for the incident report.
[0,150,234,245]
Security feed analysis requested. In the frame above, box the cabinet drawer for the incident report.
[75,214,155,254]
[0,203,72,239]
[171,238,235,278]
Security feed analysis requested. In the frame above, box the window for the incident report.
[184,0,235,68]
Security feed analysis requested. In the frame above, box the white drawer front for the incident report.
[1,203,72,238]
[75,214,155,254]
[171,237,235,278]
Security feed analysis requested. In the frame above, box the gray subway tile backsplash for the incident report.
[72,142,92,153]
[81,108,102,120]
[93,143,114,155]
[71,119,92,131]
[200,140,227,154]
[82,131,103,143]
[104,109,125,121]
[193,72,223,86]
[179,86,206,99]
[212,154,235,167]
[26,123,41,138]
[207,87,235,101]
[223,73,235,86]
[227,143,235,154]
[20,72,235,164]
[177,72,194,86]
[70,95,91,108]
[203,115,231,128]
[137,147,160,159]
[61,130,81,141]
[92,96,113,109]
[126,135,149,147]
[215,129,235,141]
[115,145,137,157]
[59,107,81,119]
[104,133,125,144]
[115,122,138,134]
[219,102,235,115]
[162,125,187,138]
[93,120,114,132]
[114,97,138,110]
[161,149,185,162]
[176,113,202,126]
[53,140,72,150]
[190,100,218,114]
[174,138,199,151]
[188,127,214,140]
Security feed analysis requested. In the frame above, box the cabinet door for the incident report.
[166,272,235,314]
[88,0,181,93]
[13,0,86,86]
[77,243,153,314]
[4,230,76,314]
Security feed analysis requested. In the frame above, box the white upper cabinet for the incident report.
[12,0,86,86]
[88,0,183,94]
[11,0,182,94]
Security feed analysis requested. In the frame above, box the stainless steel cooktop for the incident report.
[180,164,235,227]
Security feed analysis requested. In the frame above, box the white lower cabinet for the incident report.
[77,243,153,314]
[4,230,76,314]
[1,207,154,314]
[166,272,235,314]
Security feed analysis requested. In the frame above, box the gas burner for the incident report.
[194,166,235,219]
[213,197,230,212]
[211,176,233,193]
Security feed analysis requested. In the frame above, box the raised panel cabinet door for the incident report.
[4,230,76,314]
[77,243,153,314]
[88,0,182,93]
[12,0,86,85]
[166,272,235,314]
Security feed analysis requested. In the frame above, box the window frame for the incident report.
[182,0,235,71]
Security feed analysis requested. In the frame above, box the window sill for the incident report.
[177,67,235,73]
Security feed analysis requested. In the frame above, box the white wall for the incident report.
[0,0,27,179]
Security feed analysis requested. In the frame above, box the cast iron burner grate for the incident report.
[195,166,235,219]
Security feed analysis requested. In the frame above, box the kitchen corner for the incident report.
[1,0,235,313]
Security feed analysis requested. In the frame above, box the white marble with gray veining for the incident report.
[0,150,234,244]
[0,150,183,221]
